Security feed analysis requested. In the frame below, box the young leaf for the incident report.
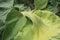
[14,10,60,40]
[34,0,48,9]
[34,10,60,40]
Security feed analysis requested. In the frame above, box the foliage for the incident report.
[0,0,60,40]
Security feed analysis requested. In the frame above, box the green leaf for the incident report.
[3,9,27,40]
[47,0,60,14]
[0,0,14,8]
[0,0,14,39]
[46,0,59,14]
[34,10,60,40]
[50,0,58,6]
[0,20,5,31]
[14,10,60,40]
[34,0,48,9]
[14,4,31,11]
[14,18,33,40]
[0,0,14,22]
[46,5,58,13]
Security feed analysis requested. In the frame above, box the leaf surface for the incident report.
[3,9,27,40]
[14,10,60,40]
[34,0,48,9]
